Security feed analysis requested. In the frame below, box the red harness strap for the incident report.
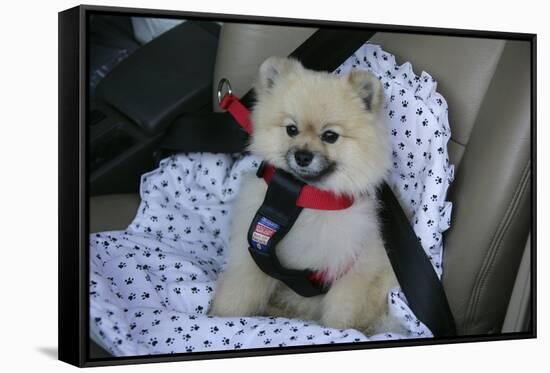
[260,164,353,210]
[220,93,354,211]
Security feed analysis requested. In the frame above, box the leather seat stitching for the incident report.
[464,160,530,332]
[466,161,530,331]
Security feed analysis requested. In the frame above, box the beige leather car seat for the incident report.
[90,24,532,336]
[369,34,532,335]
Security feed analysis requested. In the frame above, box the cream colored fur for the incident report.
[209,57,399,334]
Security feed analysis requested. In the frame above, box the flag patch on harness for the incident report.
[251,217,280,252]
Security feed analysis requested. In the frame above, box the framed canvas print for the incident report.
[58,4,536,367]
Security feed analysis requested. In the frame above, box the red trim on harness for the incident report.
[307,270,330,289]
[260,165,353,210]
[307,259,356,289]
[220,93,354,211]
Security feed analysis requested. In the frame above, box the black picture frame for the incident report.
[59,4,537,368]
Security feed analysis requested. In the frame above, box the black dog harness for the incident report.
[248,165,330,296]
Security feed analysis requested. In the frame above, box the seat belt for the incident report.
[379,183,456,337]
[158,28,457,337]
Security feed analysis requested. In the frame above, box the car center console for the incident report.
[89,20,220,195]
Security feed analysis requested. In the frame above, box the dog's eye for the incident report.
[286,124,299,137]
[321,130,339,144]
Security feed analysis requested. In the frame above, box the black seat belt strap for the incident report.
[379,183,457,337]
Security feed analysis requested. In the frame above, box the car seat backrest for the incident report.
[363,33,532,335]
[443,40,531,334]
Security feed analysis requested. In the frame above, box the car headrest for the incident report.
[212,23,317,111]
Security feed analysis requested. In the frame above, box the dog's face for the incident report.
[249,57,391,196]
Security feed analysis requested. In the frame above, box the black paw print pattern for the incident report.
[90,44,451,356]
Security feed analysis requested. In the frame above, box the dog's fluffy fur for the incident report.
[209,57,399,334]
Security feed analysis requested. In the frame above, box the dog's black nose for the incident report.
[294,150,314,167]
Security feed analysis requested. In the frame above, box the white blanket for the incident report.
[90,43,454,356]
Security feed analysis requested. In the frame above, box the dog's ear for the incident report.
[347,70,384,113]
[256,56,303,94]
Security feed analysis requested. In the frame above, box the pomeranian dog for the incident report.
[210,56,398,334]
